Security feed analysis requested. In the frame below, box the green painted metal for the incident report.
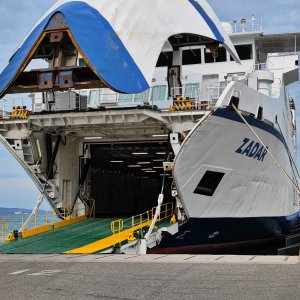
[0,217,171,254]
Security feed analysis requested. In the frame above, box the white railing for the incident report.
[0,80,232,117]
[201,82,227,106]
[229,15,263,33]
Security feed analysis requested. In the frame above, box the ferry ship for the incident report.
[0,0,299,253]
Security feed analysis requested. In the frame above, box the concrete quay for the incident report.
[0,254,299,300]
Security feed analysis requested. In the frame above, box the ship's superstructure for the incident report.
[0,0,299,253]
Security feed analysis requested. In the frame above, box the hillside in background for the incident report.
[0,207,32,213]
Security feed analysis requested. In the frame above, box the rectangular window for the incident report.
[118,93,133,103]
[184,83,200,99]
[78,58,87,67]
[134,90,149,103]
[88,89,102,107]
[231,44,253,61]
[101,88,117,104]
[205,47,227,64]
[182,49,202,65]
[215,47,227,62]
[156,51,173,67]
[151,85,167,101]
[194,171,225,196]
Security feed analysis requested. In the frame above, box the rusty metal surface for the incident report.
[39,72,54,89]
[57,70,74,88]
[50,31,64,43]
[45,12,68,31]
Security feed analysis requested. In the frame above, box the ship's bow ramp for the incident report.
[0,0,239,97]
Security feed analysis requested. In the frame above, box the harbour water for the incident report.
[0,211,58,243]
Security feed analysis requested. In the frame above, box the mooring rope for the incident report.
[232,104,300,194]
[276,120,300,180]
[144,153,172,240]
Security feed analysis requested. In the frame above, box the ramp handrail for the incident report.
[111,202,174,237]
[0,220,9,242]
[151,202,173,222]
[20,201,94,233]
[54,200,96,220]
[53,203,86,220]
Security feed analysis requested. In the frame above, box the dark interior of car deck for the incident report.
[88,142,174,217]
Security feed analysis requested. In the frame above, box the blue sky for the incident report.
[0,0,300,208]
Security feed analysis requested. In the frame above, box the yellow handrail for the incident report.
[111,202,174,238]
[0,220,9,243]
[52,202,92,221]
[21,202,91,233]
[54,200,96,220]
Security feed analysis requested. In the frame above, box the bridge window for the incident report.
[156,51,173,67]
[231,44,253,61]
[88,90,102,107]
[151,85,167,101]
[182,49,202,65]
[118,93,133,103]
[194,171,225,197]
[134,90,149,103]
[205,47,227,64]
[215,47,227,62]
[184,83,200,99]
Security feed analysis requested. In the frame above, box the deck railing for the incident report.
[0,79,237,119]
[0,221,9,243]
[20,200,95,233]
[111,202,174,246]
[228,16,263,33]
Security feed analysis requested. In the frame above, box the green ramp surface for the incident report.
[0,218,114,254]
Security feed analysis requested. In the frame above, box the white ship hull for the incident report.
[174,108,298,219]
[153,106,300,253]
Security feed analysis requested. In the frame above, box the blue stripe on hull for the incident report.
[212,108,296,185]
[157,212,300,249]
[213,108,285,146]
